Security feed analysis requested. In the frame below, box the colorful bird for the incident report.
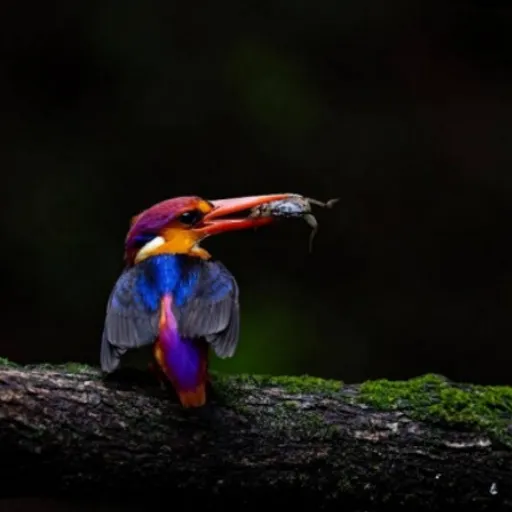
[100,194,293,408]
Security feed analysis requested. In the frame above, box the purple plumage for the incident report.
[154,294,208,407]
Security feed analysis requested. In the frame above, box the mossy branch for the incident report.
[1,360,512,510]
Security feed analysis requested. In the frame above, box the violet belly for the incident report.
[158,294,203,391]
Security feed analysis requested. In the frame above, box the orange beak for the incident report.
[194,193,292,237]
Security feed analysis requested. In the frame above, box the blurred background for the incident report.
[2,0,512,386]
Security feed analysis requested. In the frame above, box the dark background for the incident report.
[2,0,512,387]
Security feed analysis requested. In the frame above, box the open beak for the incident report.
[194,193,292,237]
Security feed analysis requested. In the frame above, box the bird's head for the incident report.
[124,194,292,265]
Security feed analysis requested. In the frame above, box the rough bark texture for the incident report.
[0,363,511,511]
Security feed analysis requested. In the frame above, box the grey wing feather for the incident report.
[100,267,159,373]
[178,261,240,358]
[205,297,239,358]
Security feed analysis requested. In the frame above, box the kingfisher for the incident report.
[100,193,293,408]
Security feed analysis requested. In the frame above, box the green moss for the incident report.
[359,373,512,446]
[0,357,18,367]
[50,362,96,373]
[212,371,341,395]
[252,373,342,394]
[0,359,97,373]
[23,361,97,374]
[210,371,341,438]
[282,400,300,409]
[60,362,96,373]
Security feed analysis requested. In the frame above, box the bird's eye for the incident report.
[178,209,204,226]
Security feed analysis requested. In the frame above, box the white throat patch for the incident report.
[135,236,165,263]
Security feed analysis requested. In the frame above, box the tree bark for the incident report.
[0,363,511,511]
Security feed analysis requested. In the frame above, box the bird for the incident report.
[100,193,293,408]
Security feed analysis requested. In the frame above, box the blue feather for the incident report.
[135,255,200,311]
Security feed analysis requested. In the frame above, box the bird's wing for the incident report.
[177,260,240,358]
[100,265,160,373]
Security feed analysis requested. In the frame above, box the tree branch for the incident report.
[0,361,511,510]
